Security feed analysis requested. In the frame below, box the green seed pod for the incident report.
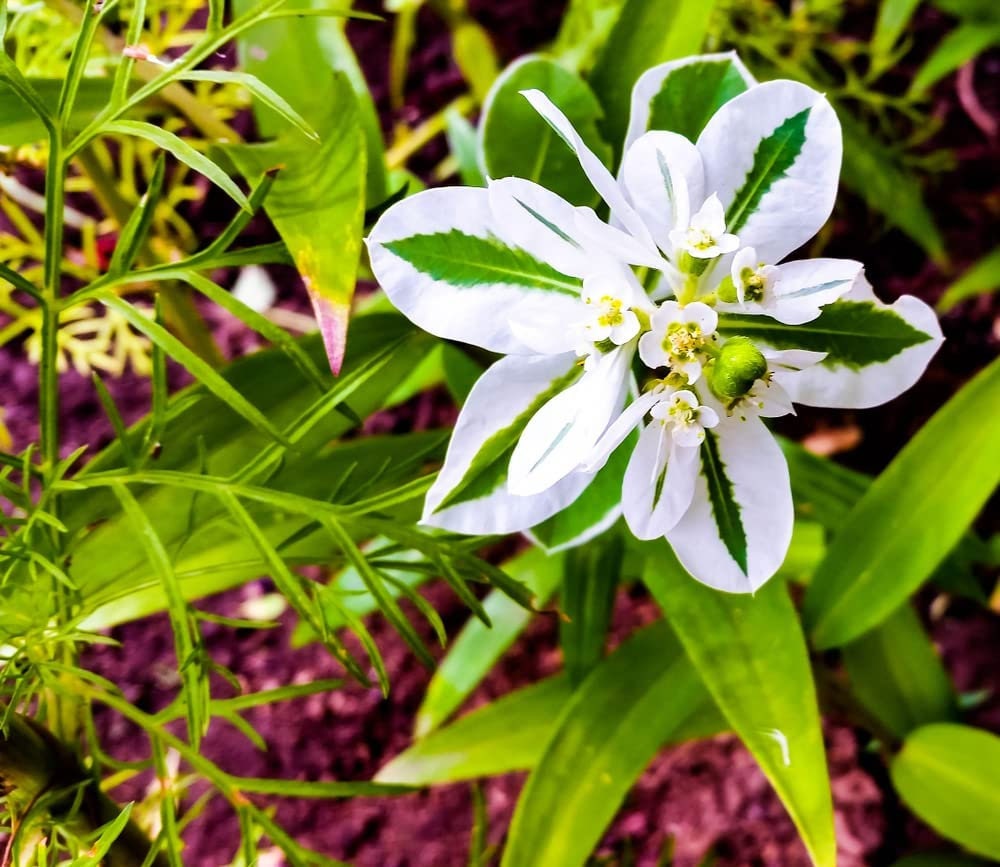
[709,337,767,401]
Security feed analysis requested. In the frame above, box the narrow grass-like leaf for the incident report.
[937,248,1000,312]
[180,70,319,141]
[103,120,251,211]
[804,356,1000,648]
[415,549,564,738]
[111,482,207,746]
[107,155,165,277]
[182,271,327,392]
[97,292,289,446]
[645,549,835,867]
[911,23,1000,93]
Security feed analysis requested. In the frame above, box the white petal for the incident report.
[423,354,593,534]
[520,89,659,253]
[763,348,828,371]
[620,131,705,252]
[667,412,793,593]
[368,186,583,355]
[572,207,668,269]
[697,80,842,265]
[683,302,718,333]
[488,177,591,278]
[508,349,629,496]
[582,388,660,472]
[623,427,699,540]
[765,258,862,325]
[773,274,944,409]
[638,330,669,369]
[623,51,757,152]
[690,193,727,236]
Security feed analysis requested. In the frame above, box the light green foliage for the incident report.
[891,725,1000,858]
[805,357,1000,648]
[645,551,836,867]
[938,248,1000,311]
[590,0,719,154]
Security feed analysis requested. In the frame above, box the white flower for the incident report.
[368,50,944,591]
[668,194,740,259]
[638,300,718,383]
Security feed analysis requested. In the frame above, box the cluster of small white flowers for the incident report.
[368,53,943,592]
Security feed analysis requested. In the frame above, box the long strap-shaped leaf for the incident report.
[501,622,721,867]
[644,549,835,867]
[804,355,1000,649]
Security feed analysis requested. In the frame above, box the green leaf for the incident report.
[911,22,1000,93]
[645,551,835,867]
[383,230,583,295]
[645,56,751,141]
[414,548,564,737]
[0,77,111,146]
[108,154,166,277]
[891,724,1000,859]
[103,120,251,212]
[68,803,135,867]
[227,75,366,374]
[529,432,632,552]
[937,248,1000,312]
[872,0,923,57]
[559,532,621,685]
[179,70,319,142]
[379,677,575,784]
[481,56,612,207]
[434,365,581,512]
[842,603,956,738]
[234,0,387,206]
[700,427,748,573]
[551,0,628,74]
[590,0,719,159]
[725,107,810,235]
[719,300,933,369]
[451,18,500,102]
[889,855,993,867]
[839,110,945,262]
[55,316,433,626]
[501,622,723,867]
[804,356,1000,648]
[97,292,288,445]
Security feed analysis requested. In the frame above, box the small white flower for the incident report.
[650,389,720,447]
[638,300,718,383]
[668,194,740,260]
[731,247,780,305]
[581,282,642,347]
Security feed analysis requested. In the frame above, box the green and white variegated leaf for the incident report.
[367,186,585,355]
[666,408,793,593]
[624,52,757,149]
[423,353,595,534]
[528,432,635,553]
[719,274,944,409]
[480,55,613,208]
[696,79,842,266]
